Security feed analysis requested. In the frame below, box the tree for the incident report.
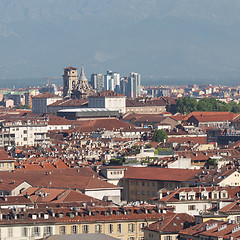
[109,158,122,166]
[176,97,197,114]
[152,129,168,143]
[145,144,152,149]
[14,105,30,109]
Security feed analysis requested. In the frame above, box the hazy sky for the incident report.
[1,0,240,87]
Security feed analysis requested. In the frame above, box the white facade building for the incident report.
[0,120,49,147]
[32,93,62,114]
[88,91,126,114]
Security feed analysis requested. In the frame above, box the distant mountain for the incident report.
[1,0,240,87]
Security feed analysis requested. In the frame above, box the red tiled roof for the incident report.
[168,136,208,145]
[0,150,14,161]
[91,90,125,97]
[144,213,194,233]
[0,168,119,191]
[185,111,239,122]
[71,118,135,133]
[171,115,187,121]
[126,97,167,107]
[124,167,200,182]
[48,98,88,107]
[64,67,77,70]
[32,92,61,99]
[22,187,99,204]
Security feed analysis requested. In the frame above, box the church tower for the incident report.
[71,64,95,99]
[63,67,78,98]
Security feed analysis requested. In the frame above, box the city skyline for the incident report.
[1,0,240,86]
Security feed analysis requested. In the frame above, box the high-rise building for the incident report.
[91,73,104,92]
[104,70,120,93]
[120,77,128,95]
[126,72,141,98]
[63,67,78,97]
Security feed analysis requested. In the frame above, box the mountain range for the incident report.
[1,0,240,87]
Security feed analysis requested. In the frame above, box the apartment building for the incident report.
[0,118,49,147]
[123,167,200,202]
[32,92,62,114]
[0,204,169,240]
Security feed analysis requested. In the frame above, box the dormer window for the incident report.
[220,190,228,199]
[212,191,219,199]
[188,191,196,200]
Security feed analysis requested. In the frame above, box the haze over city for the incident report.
[1,0,240,87]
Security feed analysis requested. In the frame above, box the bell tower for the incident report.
[63,67,78,98]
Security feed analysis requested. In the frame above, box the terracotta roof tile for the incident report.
[124,167,200,182]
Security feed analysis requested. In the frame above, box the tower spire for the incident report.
[80,64,87,81]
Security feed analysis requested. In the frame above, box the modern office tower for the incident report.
[126,72,141,98]
[91,73,104,92]
[63,67,78,98]
[120,77,128,95]
[104,70,120,93]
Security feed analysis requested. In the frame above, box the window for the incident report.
[237,216,240,223]
[128,237,135,240]
[142,181,145,186]
[139,223,145,232]
[82,225,89,233]
[117,224,122,233]
[0,163,4,169]
[60,226,66,235]
[7,163,12,169]
[23,137,27,141]
[33,227,40,237]
[95,224,102,233]
[164,236,172,240]
[44,226,52,236]
[152,182,155,187]
[128,223,135,233]
[142,190,144,195]
[22,227,28,237]
[109,224,113,233]
[71,225,78,234]
[24,130,27,134]
[8,228,13,237]
[188,205,196,210]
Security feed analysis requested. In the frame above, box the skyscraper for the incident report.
[126,72,141,98]
[91,73,104,92]
[104,70,120,93]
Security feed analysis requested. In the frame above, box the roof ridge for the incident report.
[161,213,178,231]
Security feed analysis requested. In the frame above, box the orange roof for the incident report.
[185,111,239,122]
[32,92,61,99]
[124,167,200,182]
